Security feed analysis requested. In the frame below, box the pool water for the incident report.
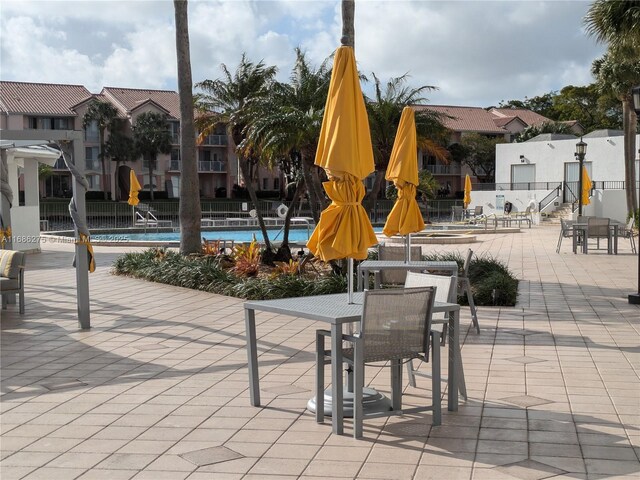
[93,228,383,243]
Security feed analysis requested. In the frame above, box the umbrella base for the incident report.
[307,387,392,417]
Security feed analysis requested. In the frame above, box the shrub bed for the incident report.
[112,248,347,300]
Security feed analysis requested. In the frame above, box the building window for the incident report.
[511,164,535,186]
[273,178,280,191]
[169,122,180,143]
[262,178,269,190]
[86,174,101,189]
[85,147,101,171]
[85,120,99,142]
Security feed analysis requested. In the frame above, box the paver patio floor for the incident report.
[1,225,639,479]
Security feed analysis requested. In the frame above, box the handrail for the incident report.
[538,183,562,212]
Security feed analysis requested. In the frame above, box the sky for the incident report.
[0,0,606,108]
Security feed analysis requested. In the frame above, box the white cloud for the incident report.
[0,0,606,106]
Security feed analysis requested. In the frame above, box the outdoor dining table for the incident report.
[356,260,459,291]
[244,292,461,435]
[572,220,625,254]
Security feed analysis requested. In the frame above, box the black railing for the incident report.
[538,183,562,212]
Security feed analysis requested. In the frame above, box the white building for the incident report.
[469,131,639,223]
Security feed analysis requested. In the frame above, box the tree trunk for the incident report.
[282,178,306,245]
[341,0,355,48]
[148,156,155,201]
[239,157,274,257]
[363,168,385,215]
[622,98,638,215]
[100,130,108,200]
[174,0,202,254]
[114,161,121,201]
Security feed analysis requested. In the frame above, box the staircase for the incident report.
[541,203,573,224]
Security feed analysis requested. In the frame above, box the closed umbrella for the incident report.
[128,169,142,207]
[581,166,592,206]
[307,46,378,303]
[128,170,142,227]
[464,174,472,209]
[383,107,425,261]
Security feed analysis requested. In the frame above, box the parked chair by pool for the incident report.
[451,206,464,222]
[621,218,637,254]
[378,244,422,286]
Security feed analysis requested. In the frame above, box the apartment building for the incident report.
[0,81,282,200]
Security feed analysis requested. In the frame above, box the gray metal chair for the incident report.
[316,287,441,438]
[586,217,612,253]
[556,218,574,253]
[377,244,422,286]
[451,205,464,222]
[460,249,479,334]
[0,250,26,314]
[621,218,637,254]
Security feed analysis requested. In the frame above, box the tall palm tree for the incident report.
[592,47,640,213]
[174,0,201,255]
[364,73,449,212]
[244,48,332,227]
[104,126,136,201]
[195,55,278,257]
[585,0,640,215]
[132,112,173,201]
[82,99,119,200]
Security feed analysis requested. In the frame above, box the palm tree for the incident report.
[364,73,449,212]
[244,49,332,226]
[174,0,201,255]
[103,127,136,201]
[132,112,173,201]
[82,99,119,200]
[585,0,640,216]
[585,0,640,50]
[195,55,278,257]
[592,47,640,214]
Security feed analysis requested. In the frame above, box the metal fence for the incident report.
[40,197,467,231]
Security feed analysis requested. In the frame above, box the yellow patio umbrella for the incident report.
[128,169,141,207]
[306,46,377,302]
[581,166,592,206]
[383,107,425,260]
[463,174,472,209]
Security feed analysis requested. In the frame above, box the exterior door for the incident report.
[564,161,592,203]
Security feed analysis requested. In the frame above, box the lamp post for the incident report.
[575,138,587,216]
[629,85,640,305]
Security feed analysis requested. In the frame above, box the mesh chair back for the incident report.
[560,218,573,237]
[360,287,435,363]
[378,244,422,284]
[405,272,456,321]
[473,206,483,216]
[587,217,610,238]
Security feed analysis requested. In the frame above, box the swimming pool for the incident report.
[92,228,383,244]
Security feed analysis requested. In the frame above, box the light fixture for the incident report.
[519,155,525,163]
[575,138,587,216]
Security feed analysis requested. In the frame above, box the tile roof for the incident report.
[413,105,508,134]
[489,107,550,126]
[492,115,527,128]
[102,87,180,119]
[0,81,92,116]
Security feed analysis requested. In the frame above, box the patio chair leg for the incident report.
[406,360,417,388]
[465,281,479,334]
[390,359,402,411]
[431,331,441,426]
[353,341,364,439]
[315,331,325,423]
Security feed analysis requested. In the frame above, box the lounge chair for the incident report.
[0,250,26,314]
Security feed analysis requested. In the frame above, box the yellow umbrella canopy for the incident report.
[463,174,472,209]
[307,46,377,261]
[581,166,592,206]
[128,170,142,207]
[383,107,425,237]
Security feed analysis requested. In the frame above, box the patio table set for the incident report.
[557,216,635,255]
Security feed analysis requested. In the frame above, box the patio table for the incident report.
[357,260,459,291]
[244,292,460,435]
[572,220,624,254]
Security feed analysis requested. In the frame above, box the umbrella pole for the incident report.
[348,258,354,304]
[405,234,411,263]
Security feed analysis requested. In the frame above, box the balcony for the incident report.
[200,134,228,146]
[169,160,227,173]
[425,164,461,175]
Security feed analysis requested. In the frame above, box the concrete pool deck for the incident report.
[1,225,639,479]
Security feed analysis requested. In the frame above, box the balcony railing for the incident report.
[170,160,227,172]
[425,164,461,175]
[200,134,228,146]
